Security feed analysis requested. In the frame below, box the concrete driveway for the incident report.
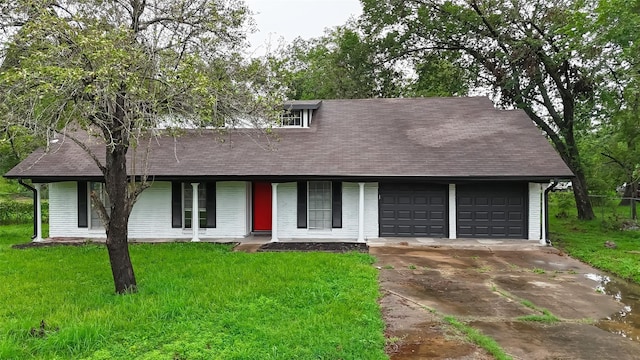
[371,242,640,360]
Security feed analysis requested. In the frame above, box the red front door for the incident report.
[253,182,272,231]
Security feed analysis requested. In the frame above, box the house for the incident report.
[4,97,573,243]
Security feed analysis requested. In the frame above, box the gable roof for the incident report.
[5,97,573,182]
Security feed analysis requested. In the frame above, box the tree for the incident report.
[272,22,404,100]
[591,0,640,215]
[361,0,601,219]
[0,0,277,293]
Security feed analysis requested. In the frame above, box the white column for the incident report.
[33,183,43,242]
[448,184,457,239]
[358,182,365,243]
[271,183,279,242]
[540,183,547,245]
[191,183,200,242]
[528,183,543,242]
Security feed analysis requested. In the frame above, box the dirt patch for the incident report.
[258,242,368,253]
[12,241,93,249]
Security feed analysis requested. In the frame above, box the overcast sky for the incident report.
[244,0,363,55]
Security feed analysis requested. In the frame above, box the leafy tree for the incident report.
[0,0,278,293]
[407,52,472,97]
[273,23,404,100]
[361,0,602,219]
[590,0,640,215]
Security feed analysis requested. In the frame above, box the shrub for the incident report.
[0,200,48,225]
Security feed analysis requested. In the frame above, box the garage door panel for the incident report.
[457,183,526,239]
[414,211,428,220]
[414,196,428,205]
[508,212,523,221]
[379,183,448,237]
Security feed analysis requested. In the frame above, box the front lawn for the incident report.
[549,193,640,283]
[0,224,386,359]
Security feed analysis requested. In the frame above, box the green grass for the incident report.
[443,316,512,360]
[549,193,640,283]
[0,224,386,359]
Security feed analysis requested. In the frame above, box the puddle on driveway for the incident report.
[587,273,640,341]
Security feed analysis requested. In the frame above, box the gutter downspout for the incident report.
[17,178,38,240]
[542,179,559,246]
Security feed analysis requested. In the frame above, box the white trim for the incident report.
[271,183,279,242]
[540,182,554,245]
[191,183,200,242]
[358,182,365,242]
[528,183,543,242]
[448,184,457,239]
[33,183,43,242]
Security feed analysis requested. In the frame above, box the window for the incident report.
[308,181,332,229]
[183,184,207,229]
[89,182,109,229]
[281,110,302,126]
[171,182,216,229]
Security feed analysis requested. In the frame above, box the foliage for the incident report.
[0,225,386,359]
[0,200,48,225]
[273,22,403,100]
[0,126,42,174]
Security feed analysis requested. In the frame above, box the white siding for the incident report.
[48,181,249,239]
[48,182,96,238]
[448,184,457,239]
[131,181,248,239]
[277,182,379,240]
[528,183,542,240]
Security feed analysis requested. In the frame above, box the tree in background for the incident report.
[590,0,640,216]
[272,22,404,100]
[0,0,279,293]
[272,19,473,101]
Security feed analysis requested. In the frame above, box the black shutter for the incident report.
[205,182,216,228]
[77,181,88,228]
[297,181,307,228]
[332,181,342,228]
[171,182,182,228]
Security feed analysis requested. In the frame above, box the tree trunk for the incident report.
[632,181,638,221]
[104,142,137,293]
[571,170,595,220]
[558,128,595,220]
[620,184,634,206]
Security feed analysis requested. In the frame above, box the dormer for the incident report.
[282,100,322,128]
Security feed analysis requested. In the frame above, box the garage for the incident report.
[379,183,448,237]
[456,183,527,238]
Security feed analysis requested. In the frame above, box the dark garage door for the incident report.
[379,183,448,237]
[457,183,526,238]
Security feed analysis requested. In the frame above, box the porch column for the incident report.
[448,184,457,239]
[271,183,279,242]
[191,183,200,242]
[540,183,547,245]
[358,182,365,243]
[33,183,43,242]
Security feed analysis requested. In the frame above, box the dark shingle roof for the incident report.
[5,97,573,181]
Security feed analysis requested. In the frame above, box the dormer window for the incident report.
[282,110,303,127]
[281,100,322,128]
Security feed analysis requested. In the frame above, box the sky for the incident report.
[243,0,363,55]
